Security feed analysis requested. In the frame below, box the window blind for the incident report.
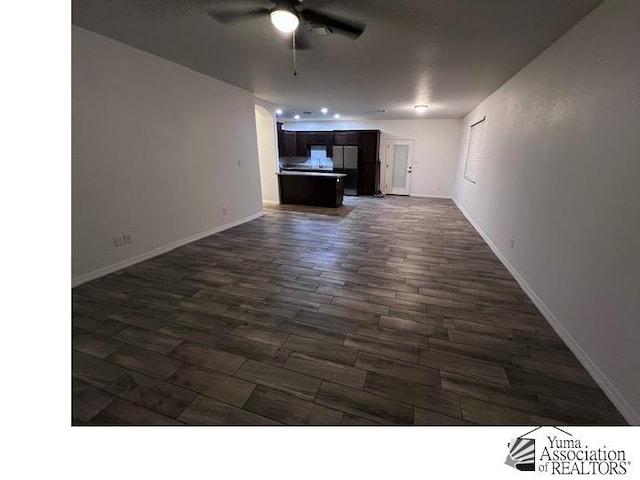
[463,118,485,183]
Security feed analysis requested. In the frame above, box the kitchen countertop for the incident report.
[279,167,334,172]
[276,171,347,178]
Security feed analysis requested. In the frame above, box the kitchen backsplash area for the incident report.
[279,144,334,170]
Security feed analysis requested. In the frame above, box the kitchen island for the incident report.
[276,171,347,208]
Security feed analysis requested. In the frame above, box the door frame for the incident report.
[385,139,414,195]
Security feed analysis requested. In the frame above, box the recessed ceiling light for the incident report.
[275,109,283,115]
[334,114,340,119]
[414,105,429,113]
[270,10,299,33]
[294,114,300,120]
[321,108,328,114]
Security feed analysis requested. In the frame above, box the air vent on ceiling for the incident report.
[303,111,312,115]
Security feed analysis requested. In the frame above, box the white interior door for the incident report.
[386,139,414,195]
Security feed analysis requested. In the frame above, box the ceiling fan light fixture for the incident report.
[414,105,429,113]
[270,9,300,33]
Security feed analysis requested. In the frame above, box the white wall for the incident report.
[283,120,461,198]
[72,27,263,284]
[453,0,640,423]
[254,105,280,204]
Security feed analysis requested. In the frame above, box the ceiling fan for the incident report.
[206,0,366,42]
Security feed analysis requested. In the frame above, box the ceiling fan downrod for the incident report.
[292,32,297,76]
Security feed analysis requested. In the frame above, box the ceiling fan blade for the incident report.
[206,7,270,24]
[300,9,365,39]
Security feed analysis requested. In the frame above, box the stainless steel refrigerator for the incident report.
[332,146,358,195]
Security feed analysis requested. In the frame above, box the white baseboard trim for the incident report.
[410,194,453,199]
[452,198,639,425]
[72,212,265,288]
[262,200,279,205]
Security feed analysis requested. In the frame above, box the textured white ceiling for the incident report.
[72,0,603,120]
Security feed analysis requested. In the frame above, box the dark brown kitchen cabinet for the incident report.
[278,173,345,208]
[276,123,297,157]
[317,132,334,147]
[276,126,380,195]
[358,163,377,195]
[322,133,334,144]
[358,130,381,195]
[295,132,309,156]
[359,131,380,164]
[334,131,360,145]
[277,123,284,155]
[307,133,329,145]
[280,130,296,157]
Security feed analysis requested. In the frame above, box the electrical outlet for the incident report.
[510,237,515,248]
[114,233,133,247]
[223,207,228,216]
[113,234,125,247]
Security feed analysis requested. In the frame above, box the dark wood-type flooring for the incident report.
[72,196,626,425]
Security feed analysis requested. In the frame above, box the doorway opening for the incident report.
[254,105,280,205]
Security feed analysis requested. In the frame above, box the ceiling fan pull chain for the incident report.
[292,32,297,76]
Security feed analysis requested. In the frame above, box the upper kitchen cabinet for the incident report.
[307,132,334,147]
[282,131,297,156]
[334,131,360,146]
[295,132,309,156]
[277,123,297,157]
